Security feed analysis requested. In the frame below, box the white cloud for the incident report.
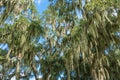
[38,0,42,4]
[34,0,41,4]
[11,76,16,80]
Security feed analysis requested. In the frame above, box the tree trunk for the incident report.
[67,69,71,80]
[91,69,98,80]
[16,61,20,79]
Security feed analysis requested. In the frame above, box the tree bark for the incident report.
[16,61,20,80]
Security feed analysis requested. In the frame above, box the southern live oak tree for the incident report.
[0,0,120,80]
[0,0,44,79]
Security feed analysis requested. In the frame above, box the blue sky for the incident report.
[35,0,49,14]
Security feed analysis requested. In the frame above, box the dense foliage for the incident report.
[0,0,120,80]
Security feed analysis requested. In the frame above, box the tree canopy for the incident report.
[0,0,120,80]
